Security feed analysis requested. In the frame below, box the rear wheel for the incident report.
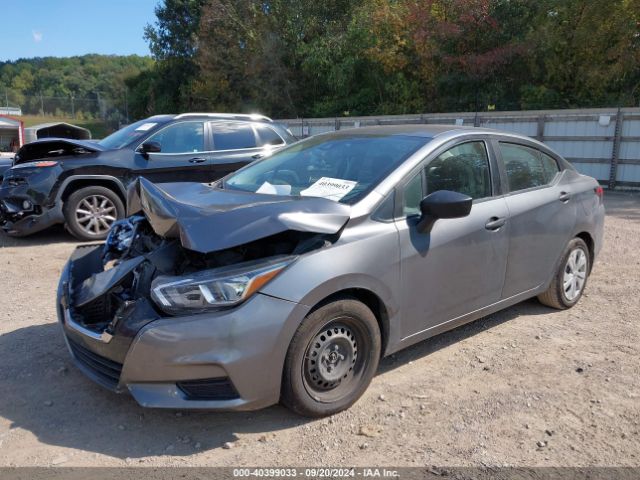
[281,298,381,417]
[63,186,124,241]
[538,237,590,309]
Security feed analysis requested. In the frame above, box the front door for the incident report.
[395,140,510,339]
[134,121,212,183]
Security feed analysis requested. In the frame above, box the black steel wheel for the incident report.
[282,298,381,417]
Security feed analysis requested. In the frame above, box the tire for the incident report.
[63,186,125,241]
[538,237,590,310]
[281,298,381,417]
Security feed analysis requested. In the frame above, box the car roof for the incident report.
[172,113,273,122]
[323,124,503,138]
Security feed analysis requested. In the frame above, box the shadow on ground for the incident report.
[0,225,77,248]
[0,298,554,460]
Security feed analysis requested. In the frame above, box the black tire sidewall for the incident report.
[555,238,590,308]
[63,186,125,241]
[282,298,381,417]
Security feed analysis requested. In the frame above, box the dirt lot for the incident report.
[0,192,638,468]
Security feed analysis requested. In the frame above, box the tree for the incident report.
[140,0,208,113]
[522,0,640,108]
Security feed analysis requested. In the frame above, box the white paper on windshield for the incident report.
[300,177,357,201]
[135,122,157,131]
[256,181,292,195]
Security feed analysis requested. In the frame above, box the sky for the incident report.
[0,0,160,61]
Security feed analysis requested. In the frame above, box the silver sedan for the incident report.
[57,125,605,417]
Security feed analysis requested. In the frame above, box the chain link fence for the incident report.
[0,89,130,126]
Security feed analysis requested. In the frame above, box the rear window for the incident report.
[212,124,257,150]
[256,125,285,146]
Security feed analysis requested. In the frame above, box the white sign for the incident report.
[256,181,292,196]
[135,122,157,131]
[300,177,357,201]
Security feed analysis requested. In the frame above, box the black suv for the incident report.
[0,113,295,240]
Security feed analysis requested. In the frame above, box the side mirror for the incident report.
[139,141,161,158]
[417,190,472,232]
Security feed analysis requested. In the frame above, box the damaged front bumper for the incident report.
[0,170,63,236]
[0,198,63,236]
[57,244,310,410]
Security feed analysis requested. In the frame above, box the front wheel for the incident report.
[63,186,125,241]
[281,298,381,417]
[538,237,590,309]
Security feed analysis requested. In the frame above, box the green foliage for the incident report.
[0,54,153,120]
[6,0,639,123]
[136,0,208,115]
[176,0,639,117]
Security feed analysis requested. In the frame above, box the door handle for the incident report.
[188,157,206,164]
[485,216,506,231]
[559,191,571,203]
[252,153,264,160]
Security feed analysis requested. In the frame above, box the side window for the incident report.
[499,143,552,192]
[539,151,560,183]
[211,124,257,151]
[425,141,491,199]
[256,125,285,147]
[403,171,423,217]
[402,141,491,216]
[146,122,204,154]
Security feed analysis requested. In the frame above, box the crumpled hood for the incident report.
[127,177,351,253]
[14,138,104,164]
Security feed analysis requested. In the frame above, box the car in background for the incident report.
[0,113,296,240]
[56,125,604,416]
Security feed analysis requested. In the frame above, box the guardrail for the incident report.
[278,107,640,189]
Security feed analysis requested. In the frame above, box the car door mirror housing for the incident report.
[140,141,162,157]
[417,190,473,232]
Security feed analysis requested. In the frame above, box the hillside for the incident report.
[1,54,153,124]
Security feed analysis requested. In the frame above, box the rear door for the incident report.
[495,139,577,298]
[133,121,213,183]
[208,123,267,179]
[395,138,510,338]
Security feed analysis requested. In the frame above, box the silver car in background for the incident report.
[57,125,605,417]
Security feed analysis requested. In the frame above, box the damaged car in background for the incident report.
[57,126,605,416]
[0,113,295,240]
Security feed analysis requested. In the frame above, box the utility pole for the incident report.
[70,93,75,119]
[39,91,44,115]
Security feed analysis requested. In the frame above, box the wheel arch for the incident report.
[574,231,594,273]
[306,288,391,358]
[58,176,127,207]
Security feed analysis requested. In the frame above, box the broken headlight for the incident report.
[150,256,294,314]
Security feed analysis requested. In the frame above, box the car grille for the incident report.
[177,378,239,401]
[67,337,123,390]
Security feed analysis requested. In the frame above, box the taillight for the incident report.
[34,161,58,168]
[595,186,604,201]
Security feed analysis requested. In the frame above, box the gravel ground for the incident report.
[0,192,638,467]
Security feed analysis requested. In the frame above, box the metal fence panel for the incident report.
[279,107,640,189]
[617,164,640,183]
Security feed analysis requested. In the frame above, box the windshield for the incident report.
[224,134,429,204]
[98,119,162,150]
